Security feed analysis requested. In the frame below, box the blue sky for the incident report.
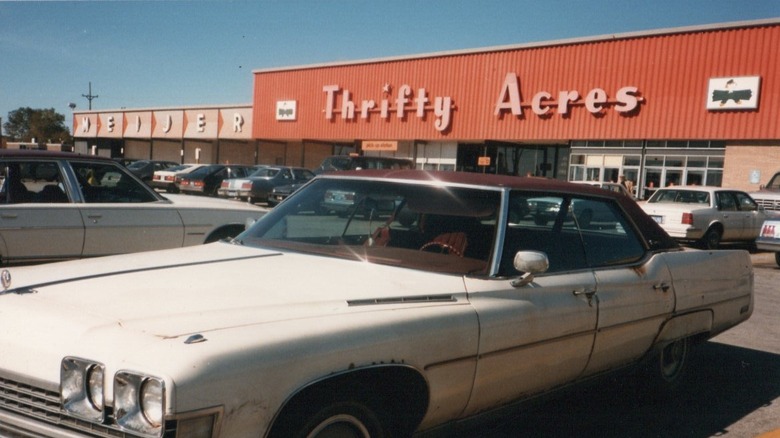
[1,0,779,138]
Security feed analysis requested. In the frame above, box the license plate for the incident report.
[228,191,237,197]
[651,215,664,224]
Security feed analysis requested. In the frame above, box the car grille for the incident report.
[0,376,177,438]
[754,198,780,211]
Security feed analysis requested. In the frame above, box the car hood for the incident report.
[0,244,466,376]
[162,193,264,211]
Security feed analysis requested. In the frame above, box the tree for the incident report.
[3,107,72,144]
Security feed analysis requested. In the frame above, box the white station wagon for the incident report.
[0,150,265,265]
[0,171,753,437]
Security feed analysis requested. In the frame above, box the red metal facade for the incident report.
[253,22,780,141]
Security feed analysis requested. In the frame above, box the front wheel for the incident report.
[276,400,386,438]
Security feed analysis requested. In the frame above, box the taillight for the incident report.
[762,224,776,237]
[681,212,693,225]
[241,182,252,190]
[221,181,229,188]
[193,181,204,188]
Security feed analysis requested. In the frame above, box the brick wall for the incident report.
[724,142,780,191]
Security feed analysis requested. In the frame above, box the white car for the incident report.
[0,150,266,265]
[640,186,767,249]
[756,218,780,266]
[0,171,753,437]
[150,163,207,193]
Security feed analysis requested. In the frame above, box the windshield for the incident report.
[251,168,280,178]
[238,178,500,275]
[127,161,148,169]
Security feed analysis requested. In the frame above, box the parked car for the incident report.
[150,163,206,193]
[750,169,780,213]
[571,181,634,198]
[0,150,265,265]
[313,154,413,174]
[220,166,315,204]
[756,218,780,266]
[0,170,753,438]
[640,186,766,249]
[125,159,178,182]
[177,164,253,196]
[267,181,309,206]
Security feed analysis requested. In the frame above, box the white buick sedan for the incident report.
[640,186,766,249]
[0,150,266,265]
[0,170,753,438]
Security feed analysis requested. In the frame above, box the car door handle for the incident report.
[572,288,596,296]
[572,288,597,307]
[653,282,671,292]
[1,214,18,219]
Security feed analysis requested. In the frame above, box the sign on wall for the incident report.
[707,76,760,110]
[276,100,297,121]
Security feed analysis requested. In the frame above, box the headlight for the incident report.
[60,357,105,422]
[114,371,165,437]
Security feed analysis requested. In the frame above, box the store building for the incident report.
[74,18,780,199]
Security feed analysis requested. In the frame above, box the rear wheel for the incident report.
[643,337,691,393]
[775,252,780,267]
[699,227,721,249]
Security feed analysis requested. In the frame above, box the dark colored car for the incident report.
[224,166,315,204]
[267,181,309,206]
[313,155,413,174]
[178,164,253,196]
[126,160,178,182]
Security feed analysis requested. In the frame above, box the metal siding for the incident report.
[253,24,780,141]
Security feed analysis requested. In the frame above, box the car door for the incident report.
[0,159,85,263]
[733,191,764,239]
[462,193,598,415]
[571,197,675,376]
[714,191,744,241]
[68,160,185,257]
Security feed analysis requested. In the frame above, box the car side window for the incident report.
[717,192,737,211]
[570,197,645,267]
[70,161,157,203]
[502,193,588,274]
[734,192,758,211]
[501,192,644,275]
[0,160,69,204]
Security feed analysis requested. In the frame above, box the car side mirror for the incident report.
[511,250,549,288]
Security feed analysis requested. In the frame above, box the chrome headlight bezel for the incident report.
[114,370,166,437]
[60,357,105,422]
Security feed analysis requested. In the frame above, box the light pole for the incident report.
[82,82,98,110]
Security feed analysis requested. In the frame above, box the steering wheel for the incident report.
[420,241,463,257]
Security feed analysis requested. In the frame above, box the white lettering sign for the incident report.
[81,117,91,133]
[233,113,244,132]
[323,84,453,132]
[107,116,115,133]
[163,115,172,133]
[495,73,641,118]
[197,113,206,132]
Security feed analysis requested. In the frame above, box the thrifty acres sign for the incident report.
[319,73,642,132]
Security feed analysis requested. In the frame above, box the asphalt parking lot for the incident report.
[421,251,780,438]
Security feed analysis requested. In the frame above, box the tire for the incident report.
[275,400,385,438]
[699,227,722,250]
[646,337,691,393]
[775,251,780,267]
